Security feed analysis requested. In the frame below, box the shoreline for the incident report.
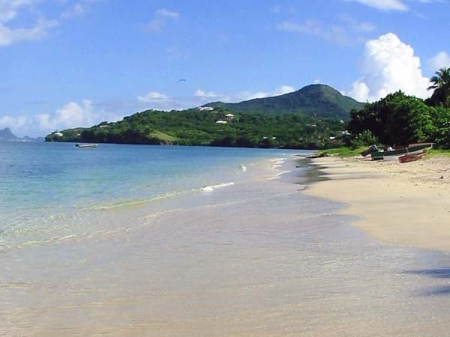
[303,155,450,253]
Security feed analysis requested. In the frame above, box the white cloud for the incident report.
[0,19,58,46]
[277,16,374,46]
[195,86,295,103]
[137,91,171,103]
[155,9,179,19]
[340,14,376,33]
[0,0,58,46]
[345,0,409,11]
[236,86,295,101]
[61,3,85,19]
[195,90,220,98]
[0,0,37,23]
[136,91,183,111]
[348,33,430,102]
[0,0,95,46]
[277,20,322,35]
[0,99,120,137]
[145,8,179,32]
[428,51,450,71]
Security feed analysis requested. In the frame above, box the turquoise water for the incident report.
[2,142,450,337]
[0,142,300,250]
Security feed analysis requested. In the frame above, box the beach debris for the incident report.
[306,152,329,159]
[361,145,379,157]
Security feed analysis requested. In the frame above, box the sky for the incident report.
[1,0,450,137]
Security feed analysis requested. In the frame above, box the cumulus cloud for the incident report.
[238,86,295,100]
[0,99,120,137]
[195,90,221,99]
[429,51,450,71]
[348,33,430,102]
[0,0,96,46]
[136,91,183,111]
[195,86,295,103]
[345,0,409,11]
[0,0,36,23]
[0,18,58,46]
[137,91,171,103]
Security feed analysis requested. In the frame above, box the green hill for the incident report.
[45,84,358,149]
[204,84,363,120]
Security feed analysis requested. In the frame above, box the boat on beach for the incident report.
[362,143,433,160]
[75,143,98,148]
[398,152,425,163]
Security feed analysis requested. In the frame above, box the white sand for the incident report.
[304,155,450,252]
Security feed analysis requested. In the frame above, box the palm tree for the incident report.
[427,67,450,108]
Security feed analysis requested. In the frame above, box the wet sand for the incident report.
[304,155,450,252]
[3,156,450,336]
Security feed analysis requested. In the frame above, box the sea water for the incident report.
[1,142,450,337]
[0,142,285,250]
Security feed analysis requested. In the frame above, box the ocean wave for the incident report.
[88,191,187,211]
[267,170,292,180]
[200,182,235,193]
[269,157,287,168]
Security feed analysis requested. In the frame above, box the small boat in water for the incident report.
[362,143,433,160]
[75,143,98,148]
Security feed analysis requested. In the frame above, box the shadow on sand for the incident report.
[404,268,450,296]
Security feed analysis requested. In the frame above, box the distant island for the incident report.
[45,84,360,149]
[0,128,44,142]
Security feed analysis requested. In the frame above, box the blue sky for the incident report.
[1,0,449,137]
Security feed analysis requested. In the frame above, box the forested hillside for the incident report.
[205,84,363,119]
[46,108,348,149]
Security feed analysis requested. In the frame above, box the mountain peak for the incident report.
[204,84,362,120]
[0,127,18,140]
[0,128,43,142]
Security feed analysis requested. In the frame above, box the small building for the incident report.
[215,120,227,124]
[225,114,234,121]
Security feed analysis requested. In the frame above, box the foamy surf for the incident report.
[201,182,235,192]
[269,157,287,169]
[267,170,292,180]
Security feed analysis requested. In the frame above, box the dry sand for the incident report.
[304,155,450,253]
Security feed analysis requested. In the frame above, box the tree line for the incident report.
[46,108,348,149]
[348,67,450,149]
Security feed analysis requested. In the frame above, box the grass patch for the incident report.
[317,147,366,157]
[426,148,450,158]
[150,131,178,142]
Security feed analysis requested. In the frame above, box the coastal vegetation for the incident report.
[46,109,347,149]
[45,72,450,151]
[348,67,450,150]
[46,84,357,149]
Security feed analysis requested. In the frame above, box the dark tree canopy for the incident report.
[427,67,450,108]
[348,91,435,146]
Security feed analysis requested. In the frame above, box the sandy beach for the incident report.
[304,154,450,253]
